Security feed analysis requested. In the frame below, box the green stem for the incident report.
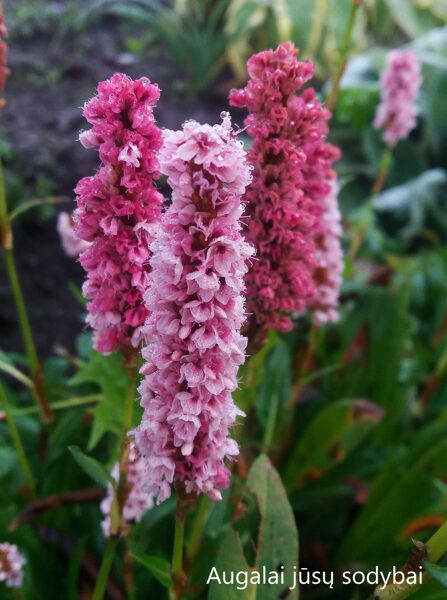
[0,383,36,499]
[0,357,34,388]
[372,145,393,197]
[426,520,447,562]
[186,494,210,562]
[372,521,447,600]
[0,160,53,423]
[123,536,136,600]
[172,511,186,594]
[326,0,361,111]
[0,156,12,249]
[348,145,392,261]
[305,0,329,59]
[1,394,101,418]
[3,249,39,372]
[110,365,137,535]
[92,537,118,600]
[262,391,280,453]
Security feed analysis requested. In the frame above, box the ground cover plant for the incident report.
[2,1,447,599]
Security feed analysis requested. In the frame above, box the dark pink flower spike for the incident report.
[229,42,340,334]
[74,73,164,354]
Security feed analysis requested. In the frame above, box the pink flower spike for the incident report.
[100,442,153,536]
[229,42,340,334]
[0,543,26,589]
[374,49,422,147]
[0,5,9,108]
[132,114,254,503]
[74,73,164,354]
[309,181,343,325]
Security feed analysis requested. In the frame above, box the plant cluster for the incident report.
[2,2,447,600]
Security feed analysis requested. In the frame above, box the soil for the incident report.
[0,11,234,359]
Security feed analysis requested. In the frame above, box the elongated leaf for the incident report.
[69,351,130,449]
[131,553,171,589]
[207,529,251,599]
[209,456,299,599]
[68,445,114,488]
[375,170,447,241]
[383,0,439,37]
[284,399,383,491]
[247,455,299,599]
[257,337,291,432]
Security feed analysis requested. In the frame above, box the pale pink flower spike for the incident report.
[0,543,26,589]
[133,114,254,503]
[374,49,422,147]
[100,441,153,536]
[310,181,343,325]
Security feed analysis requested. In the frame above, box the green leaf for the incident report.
[131,553,171,589]
[247,455,299,599]
[0,446,18,478]
[283,399,383,491]
[336,414,447,566]
[67,537,87,600]
[375,170,447,242]
[68,445,114,488]
[335,86,380,131]
[256,336,292,432]
[69,351,130,449]
[208,528,251,600]
[424,562,447,589]
[210,456,299,599]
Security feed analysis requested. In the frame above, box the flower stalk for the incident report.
[92,537,118,600]
[0,160,53,423]
[348,145,392,261]
[372,521,447,599]
[0,383,36,499]
[172,510,186,597]
[109,363,138,536]
[186,494,210,564]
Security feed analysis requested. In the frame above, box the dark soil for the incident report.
[0,12,233,359]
